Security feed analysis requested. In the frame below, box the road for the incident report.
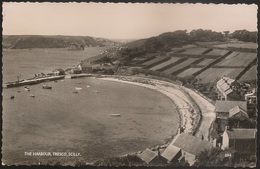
[183,87,216,141]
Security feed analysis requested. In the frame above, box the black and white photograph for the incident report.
[2,2,258,167]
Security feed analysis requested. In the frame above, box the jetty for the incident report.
[65,74,93,79]
[3,75,65,88]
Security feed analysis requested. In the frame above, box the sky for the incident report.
[2,2,258,39]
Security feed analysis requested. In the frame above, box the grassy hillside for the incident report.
[2,35,119,49]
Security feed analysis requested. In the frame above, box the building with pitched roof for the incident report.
[160,144,182,163]
[222,128,256,155]
[161,133,212,166]
[216,77,241,101]
[215,100,250,132]
[245,88,257,105]
[78,62,93,73]
[137,148,166,165]
[215,100,247,119]
[228,106,253,129]
[52,69,65,75]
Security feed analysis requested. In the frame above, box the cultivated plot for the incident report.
[142,56,169,66]
[177,67,202,78]
[150,57,182,71]
[179,47,209,55]
[196,58,215,66]
[163,58,199,74]
[238,65,257,82]
[205,49,229,56]
[196,68,244,83]
[215,52,257,67]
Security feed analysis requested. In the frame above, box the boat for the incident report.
[75,87,82,91]
[10,96,15,99]
[24,87,30,91]
[110,114,121,117]
[30,94,35,97]
[73,91,78,94]
[42,84,52,89]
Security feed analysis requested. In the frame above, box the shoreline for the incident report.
[100,76,201,135]
[100,75,216,143]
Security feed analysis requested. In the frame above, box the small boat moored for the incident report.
[110,114,121,117]
[42,84,52,89]
[10,96,15,99]
[30,94,35,97]
[75,87,82,91]
[24,87,30,91]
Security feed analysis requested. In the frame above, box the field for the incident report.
[224,51,239,59]
[179,47,209,55]
[150,57,182,71]
[177,68,202,78]
[142,56,169,66]
[211,42,257,49]
[194,41,224,46]
[139,43,256,82]
[196,68,245,83]
[163,58,199,74]
[238,65,257,82]
[2,78,179,165]
[205,49,229,56]
[196,59,215,66]
[2,47,110,83]
[215,52,257,67]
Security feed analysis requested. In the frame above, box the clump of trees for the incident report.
[189,29,224,42]
[118,47,146,65]
[194,148,256,167]
[230,30,257,43]
[67,42,84,50]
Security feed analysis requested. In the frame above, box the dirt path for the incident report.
[182,87,216,141]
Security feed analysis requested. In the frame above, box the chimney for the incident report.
[156,146,161,157]
[225,125,229,131]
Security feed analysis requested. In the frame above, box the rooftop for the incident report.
[227,128,256,139]
[161,144,180,161]
[216,77,237,95]
[229,106,248,118]
[137,148,157,164]
[215,100,247,113]
[173,133,212,156]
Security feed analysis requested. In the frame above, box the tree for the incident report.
[100,56,114,65]
[223,31,230,37]
[189,29,224,42]
[231,30,257,42]
[194,148,234,167]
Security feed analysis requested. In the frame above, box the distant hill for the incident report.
[124,29,257,53]
[125,39,148,48]
[2,35,119,49]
